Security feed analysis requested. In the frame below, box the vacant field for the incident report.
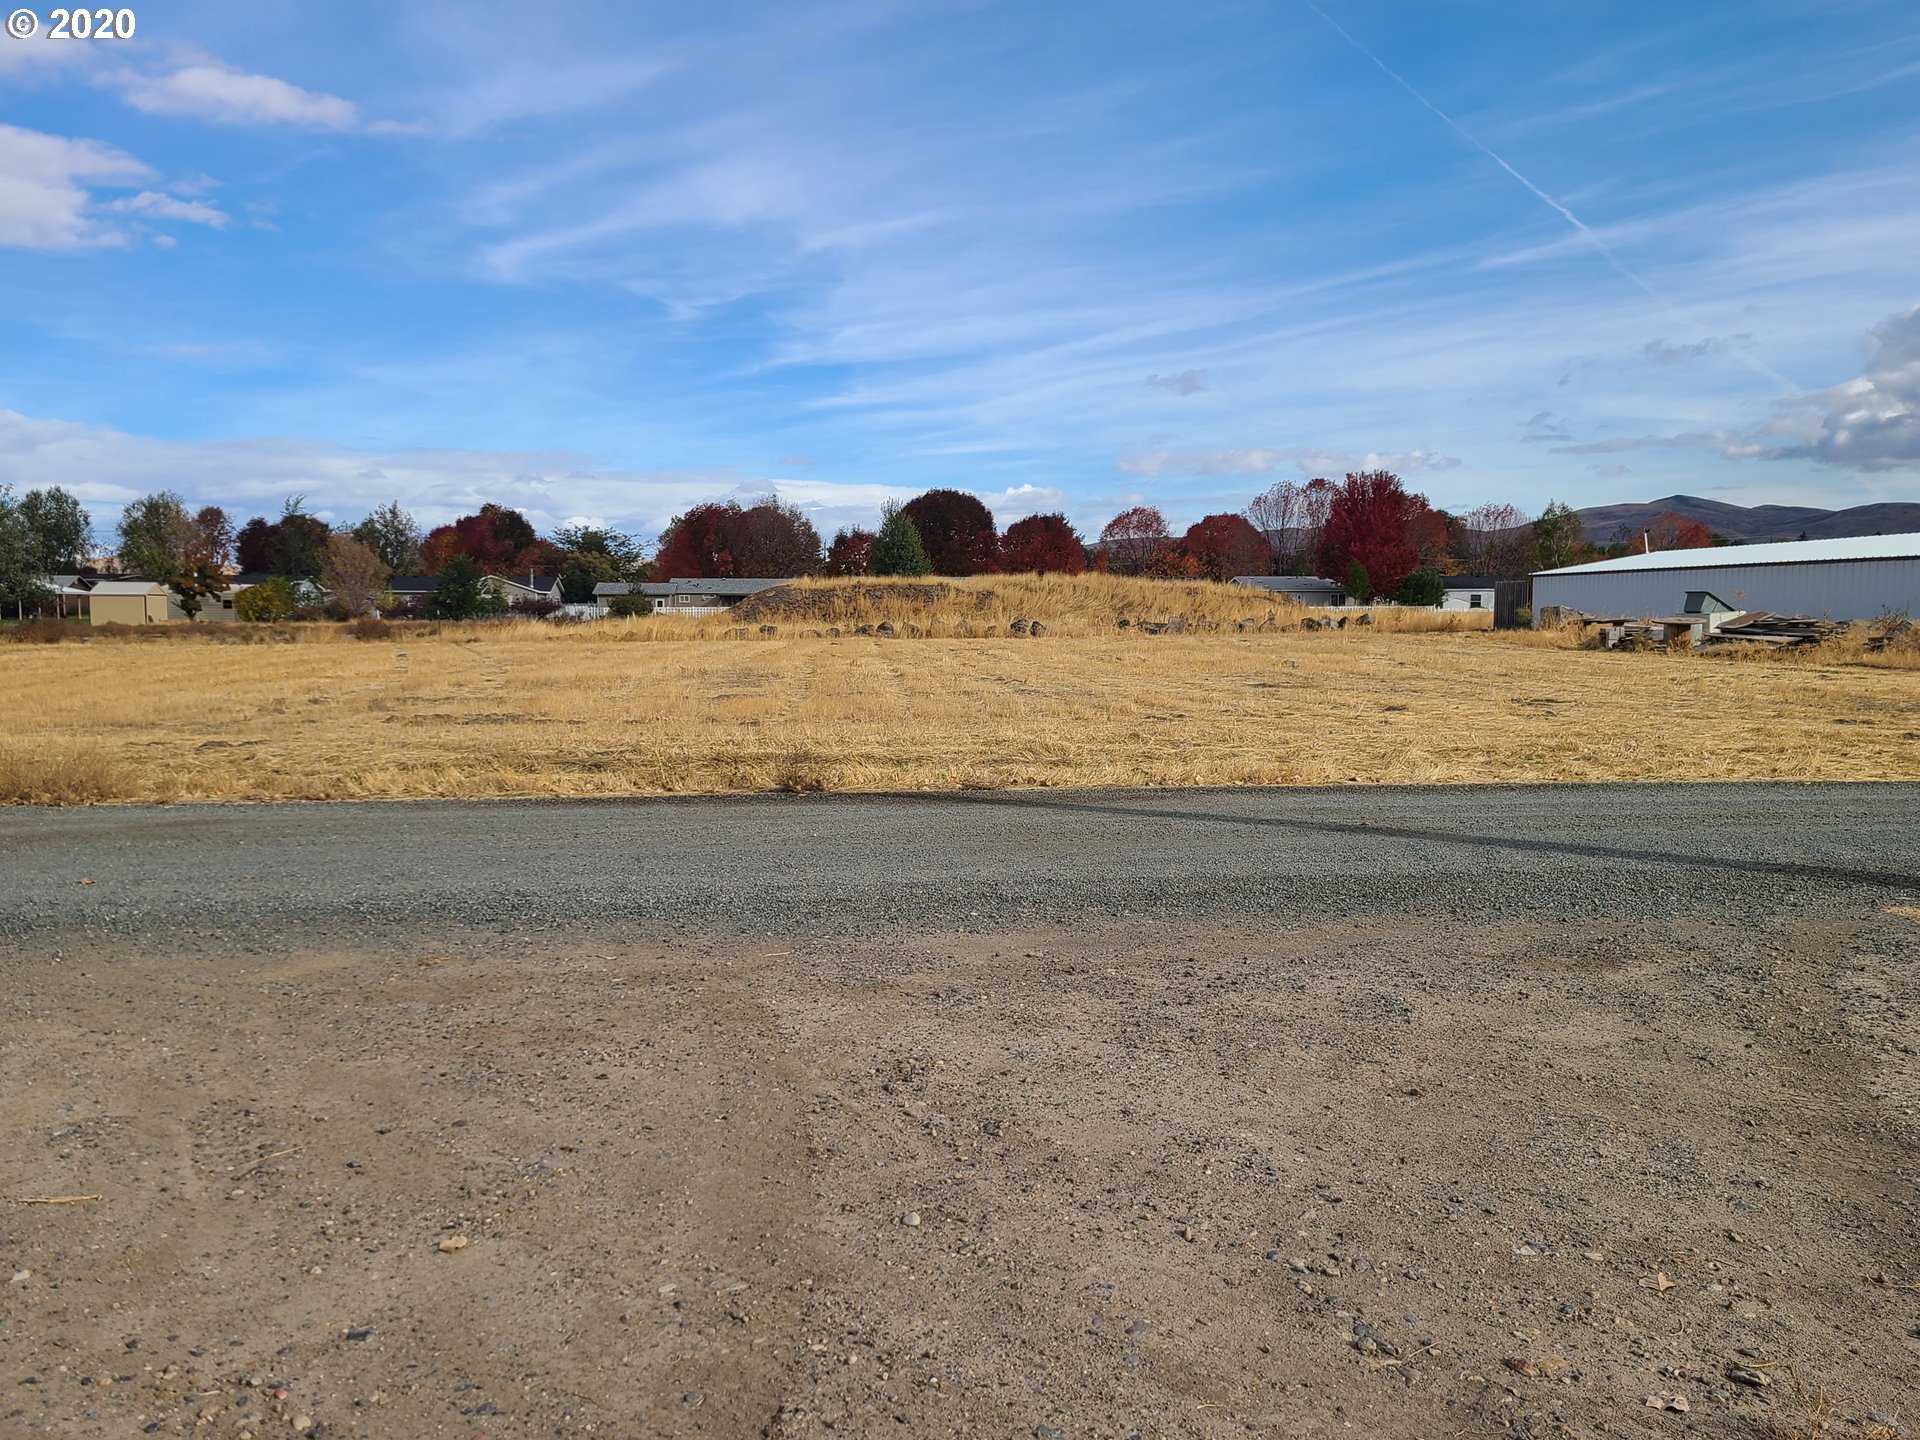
[3,606,1918,802]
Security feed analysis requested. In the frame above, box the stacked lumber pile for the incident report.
[1700,613,1851,649]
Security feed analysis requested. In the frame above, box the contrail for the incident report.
[1301,0,1799,394]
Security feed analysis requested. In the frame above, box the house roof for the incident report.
[1231,575,1343,592]
[388,574,439,594]
[489,573,562,590]
[596,578,789,597]
[86,578,166,596]
[1440,575,1505,589]
[1536,531,1920,577]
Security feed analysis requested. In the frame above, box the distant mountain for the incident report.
[1575,494,1920,544]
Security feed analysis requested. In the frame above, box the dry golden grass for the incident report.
[2,572,1916,803]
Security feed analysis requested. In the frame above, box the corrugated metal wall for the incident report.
[1534,558,1920,622]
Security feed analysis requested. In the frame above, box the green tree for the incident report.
[427,554,501,619]
[118,491,197,580]
[1391,568,1444,606]
[0,485,55,616]
[1344,558,1372,604]
[866,502,931,576]
[18,487,92,572]
[552,523,644,601]
[352,501,424,574]
[1531,499,1583,571]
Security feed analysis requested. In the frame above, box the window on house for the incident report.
[1469,594,1483,608]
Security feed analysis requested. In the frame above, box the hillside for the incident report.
[1576,494,1920,544]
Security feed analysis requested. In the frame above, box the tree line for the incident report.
[0,473,1724,619]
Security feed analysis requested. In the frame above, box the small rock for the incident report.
[291,1416,313,1435]
[1035,1427,1065,1439]
[683,1392,704,1408]
[876,621,895,636]
[345,1327,372,1342]
[1503,1356,1539,1377]
[1008,617,1030,636]
[1726,1363,1772,1388]
[9,1269,28,1285]
[1180,1225,1195,1243]
[436,1235,469,1254]
[1028,621,1046,637]
[901,1211,921,1228]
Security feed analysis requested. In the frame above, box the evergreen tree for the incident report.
[1344,559,1372,604]
[427,554,494,619]
[866,502,931,576]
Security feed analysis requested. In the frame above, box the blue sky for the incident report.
[2,0,1918,544]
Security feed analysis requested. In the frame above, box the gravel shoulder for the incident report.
[2,786,1918,1439]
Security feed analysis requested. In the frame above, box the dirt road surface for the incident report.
[3,786,1918,1439]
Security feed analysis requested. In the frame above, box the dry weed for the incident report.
[0,741,125,804]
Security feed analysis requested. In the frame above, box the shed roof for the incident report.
[86,579,166,595]
[1536,531,1920,577]
[1440,574,1505,589]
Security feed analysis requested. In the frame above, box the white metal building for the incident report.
[1533,532,1920,622]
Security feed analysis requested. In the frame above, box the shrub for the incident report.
[509,596,563,619]
[1391,568,1444,606]
[3,615,68,643]
[234,576,296,622]
[608,593,654,618]
[1513,606,1532,628]
[349,616,395,641]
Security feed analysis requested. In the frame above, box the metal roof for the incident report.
[1536,531,1920,576]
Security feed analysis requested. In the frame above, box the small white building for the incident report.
[1533,532,1920,623]
[1438,575,1504,612]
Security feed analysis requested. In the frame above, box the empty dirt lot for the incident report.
[3,786,1918,1439]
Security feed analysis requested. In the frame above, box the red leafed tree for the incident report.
[1316,471,1444,598]
[824,527,875,576]
[652,498,822,578]
[1098,505,1172,575]
[652,502,740,579]
[421,503,542,575]
[1180,512,1269,582]
[1000,513,1087,574]
[899,489,1000,575]
[1646,511,1714,551]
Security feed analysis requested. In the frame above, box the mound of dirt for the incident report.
[729,581,1000,625]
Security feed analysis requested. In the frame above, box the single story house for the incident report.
[490,572,565,605]
[1230,575,1348,606]
[1439,575,1504,612]
[594,578,789,615]
[385,572,565,612]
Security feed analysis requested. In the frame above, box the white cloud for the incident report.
[0,406,930,540]
[1756,305,1920,471]
[0,123,150,249]
[105,58,364,131]
[105,190,230,228]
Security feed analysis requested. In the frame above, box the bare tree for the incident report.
[1245,481,1301,574]
[1460,501,1533,577]
[320,534,392,615]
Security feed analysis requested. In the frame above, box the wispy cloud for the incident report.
[1145,368,1209,396]
[1116,445,1460,478]
[102,55,401,133]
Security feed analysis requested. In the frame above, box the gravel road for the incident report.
[5,783,1919,938]
[3,785,1918,1439]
